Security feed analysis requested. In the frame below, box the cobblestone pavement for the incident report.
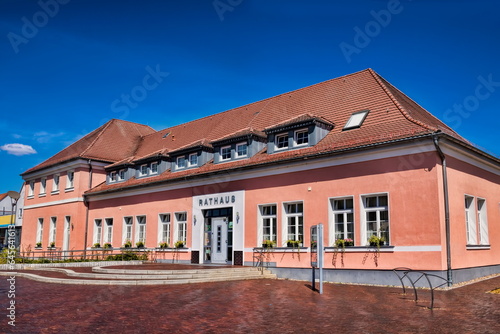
[1,266,499,334]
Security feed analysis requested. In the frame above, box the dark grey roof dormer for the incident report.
[211,128,267,164]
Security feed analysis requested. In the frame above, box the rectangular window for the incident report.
[28,181,34,197]
[52,174,60,192]
[140,165,148,176]
[477,198,489,245]
[104,218,113,244]
[66,170,74,189]
[260,205,277,243]
[118,169,126,181]
[275,133,289,150]
[94,219,102,244]
[150,162,158,174]
[332,197,354,242]
[136,216,146,243]
[294,129,309,146]
[188,153,198,167]
[220,146,231,160]
[344,110,369,130]
[465,196,489,246]
[123,216,133,244]
[284,202,303,244]
[36,218,44,244]
[49,217,57,245]
[110,171,117,182]
[159,213,171,244]
[40,177,46,195]
[176,156,186,169]
[362,194,389,245]
[176,212,187,243]
[236,142,248,158]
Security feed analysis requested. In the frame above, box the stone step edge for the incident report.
[92,267,263,275]
[0,271,276,285]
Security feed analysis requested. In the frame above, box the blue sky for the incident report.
[0,0,499,194]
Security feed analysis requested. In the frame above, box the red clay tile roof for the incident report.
[0,193,8,202]
[211,128,266,145]
[23,119,155,175]
[264,113,334,133]
[85,69,470,195]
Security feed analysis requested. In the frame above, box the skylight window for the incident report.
[343,110,369,130]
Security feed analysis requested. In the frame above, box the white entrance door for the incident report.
[211,217,228,264]
[63,217,70,255]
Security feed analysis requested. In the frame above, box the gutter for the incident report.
[433,132,452,286]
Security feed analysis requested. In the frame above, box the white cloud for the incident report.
[12,134,22,139]
[0,143,37,156]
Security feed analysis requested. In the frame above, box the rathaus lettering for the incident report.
[199,195,236,206]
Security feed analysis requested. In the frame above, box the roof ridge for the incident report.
[152,69,372,135]
[368,69,436,132]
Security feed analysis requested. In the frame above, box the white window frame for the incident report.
[175,212,187,243]
[109,171,117,182]
[293,129,309,147]
[52,174,60,193]
[28,181,34,197]
[176,156,186,170]
[344,110,369,130]
[361,193,389,246]
[188,153,198,167]
[104,218,113,244]
[49,217,57,245]
[66,170,74,189]
[465,195,477,245]
[330,197,354,246]
[123,216,133,244]
[136,215,146,244]
[235,142,248,158]
[94,219,102,245]
[258,204,277,245]
[220,145,231,161]
[139,164,148,176]
[158,213,171,244]
[36,218,44,244]
[40,177,46,195]
[477,198,489,245]
[282,202,303,246]
[118,169,126,181]
[275,133,289,150]
[150,162,158,175]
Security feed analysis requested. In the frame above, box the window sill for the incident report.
[325,246,395,253]
[39,194,46,198]
[65,187,74,193]
[466,245,490,250]
[27,195,34,200]
[254,247,308,252]
[51,191,60,195]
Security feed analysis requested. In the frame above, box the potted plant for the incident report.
[262,240,276,248]
[344,238,354,247]
[159,242,169,249]
[92,242,101,249]
[35,242,42,248]
[123,240,132,248]
[334,238,345,249]
[49,241,55,248]
[103,243,112,249]
[174,240,185,249]
[368,235,385,248]
[136,241,145,248]
[311,240,317,248]
[286,239,301,248]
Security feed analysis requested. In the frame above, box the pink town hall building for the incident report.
[20,69,500,285]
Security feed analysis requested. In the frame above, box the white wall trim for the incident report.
[24,197,84,210]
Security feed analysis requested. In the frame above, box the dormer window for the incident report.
[293,129,309,147]
[150,162,158,174]
[140,164,148,176]
[176,156,186,169]
[275,133,289,150]
[118,169,125,181]
[188,153,198,167]
[220,146,231,161]
[344,110,369,130]
[235,142,247,158]
[110,171,117,182]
